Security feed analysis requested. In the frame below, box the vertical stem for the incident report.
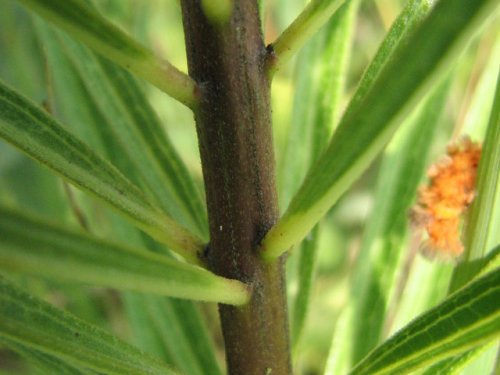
[180,1,291,374]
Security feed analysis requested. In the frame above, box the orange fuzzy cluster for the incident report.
[411,137,482,259]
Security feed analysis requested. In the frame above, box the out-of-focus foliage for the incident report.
[0,0,498,374]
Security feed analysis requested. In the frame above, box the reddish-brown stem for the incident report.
[180,1,291,374]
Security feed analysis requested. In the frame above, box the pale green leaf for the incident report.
[347,0,431,109]
[16,0,196,107]
[280,33,322,349]
[139,296,223,375]
[349,79,451,364]
[387,258,454,344]
[123,293,175,363]
[278,0,357,207]
[0,205,249,305]
[349,267,500,375]
[463,73,500,259]
[261,0,499,260]
[0,79,204,261]
[272,0,430,259]
[269,0,346,75]
[278,34,322,209]
[37,23,207,238]
[169,300,223,375]
[289,0,359,349]
[291,226,320,347]
[449,69,500,294]
[462,33,500,137]
[97,57,208,238]
[117,227,222,374]
[0,276,180,375]
[324,306,354,375]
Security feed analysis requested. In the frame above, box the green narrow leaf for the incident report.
[261,0,499,260]
[166,300,222,375]
[0,79,204,261]
[96,58,208,238]
[463,72,500,259]
[0,205,249,305]
[114,219,222,375]
[349,78,452,364]
[290,0,359,349]
[37,23,207,238]
[462,33,500,138]
[387,257,454,342]
[271,0,432,256]
[123,293,175,363]
[142,297,201,375]
[0,276,180,375]
[349,267,500,375]
[448,69,500,295]
[35,22,183,237]
[276,45,322,354]
[269,0,346,75]
[308,0,357,158]
[390,35,500,375]
[34,21,143,179]
[140,296,222,375]
[291,227,320,347]
[347,0,431,110]
[278,34,322,209]
[279,0,357,207]
[324,306,354,375]
[16,0,197,107]
[279,31,323,353]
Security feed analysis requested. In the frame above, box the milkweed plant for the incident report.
[0,0,499,374]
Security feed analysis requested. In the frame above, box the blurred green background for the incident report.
[0,0,498,374]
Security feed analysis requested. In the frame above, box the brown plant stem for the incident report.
[180,1,292,373]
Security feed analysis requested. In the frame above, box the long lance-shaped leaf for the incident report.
[350,78,451,364]
[0,80,204,262]
[464,73,500,259]
[268,0,346,75]
[112,219,223,375]
[0,276,180,375]
[449,63,500,293]
[16,0,197,108]
[260,0,499,260]
[0,206,249,305]
[166,299,223,375]
[290,0,359,349]
[96,57,208,238]
[349,266,500,375]
[139,296,224,375]
[36,23,207,238]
